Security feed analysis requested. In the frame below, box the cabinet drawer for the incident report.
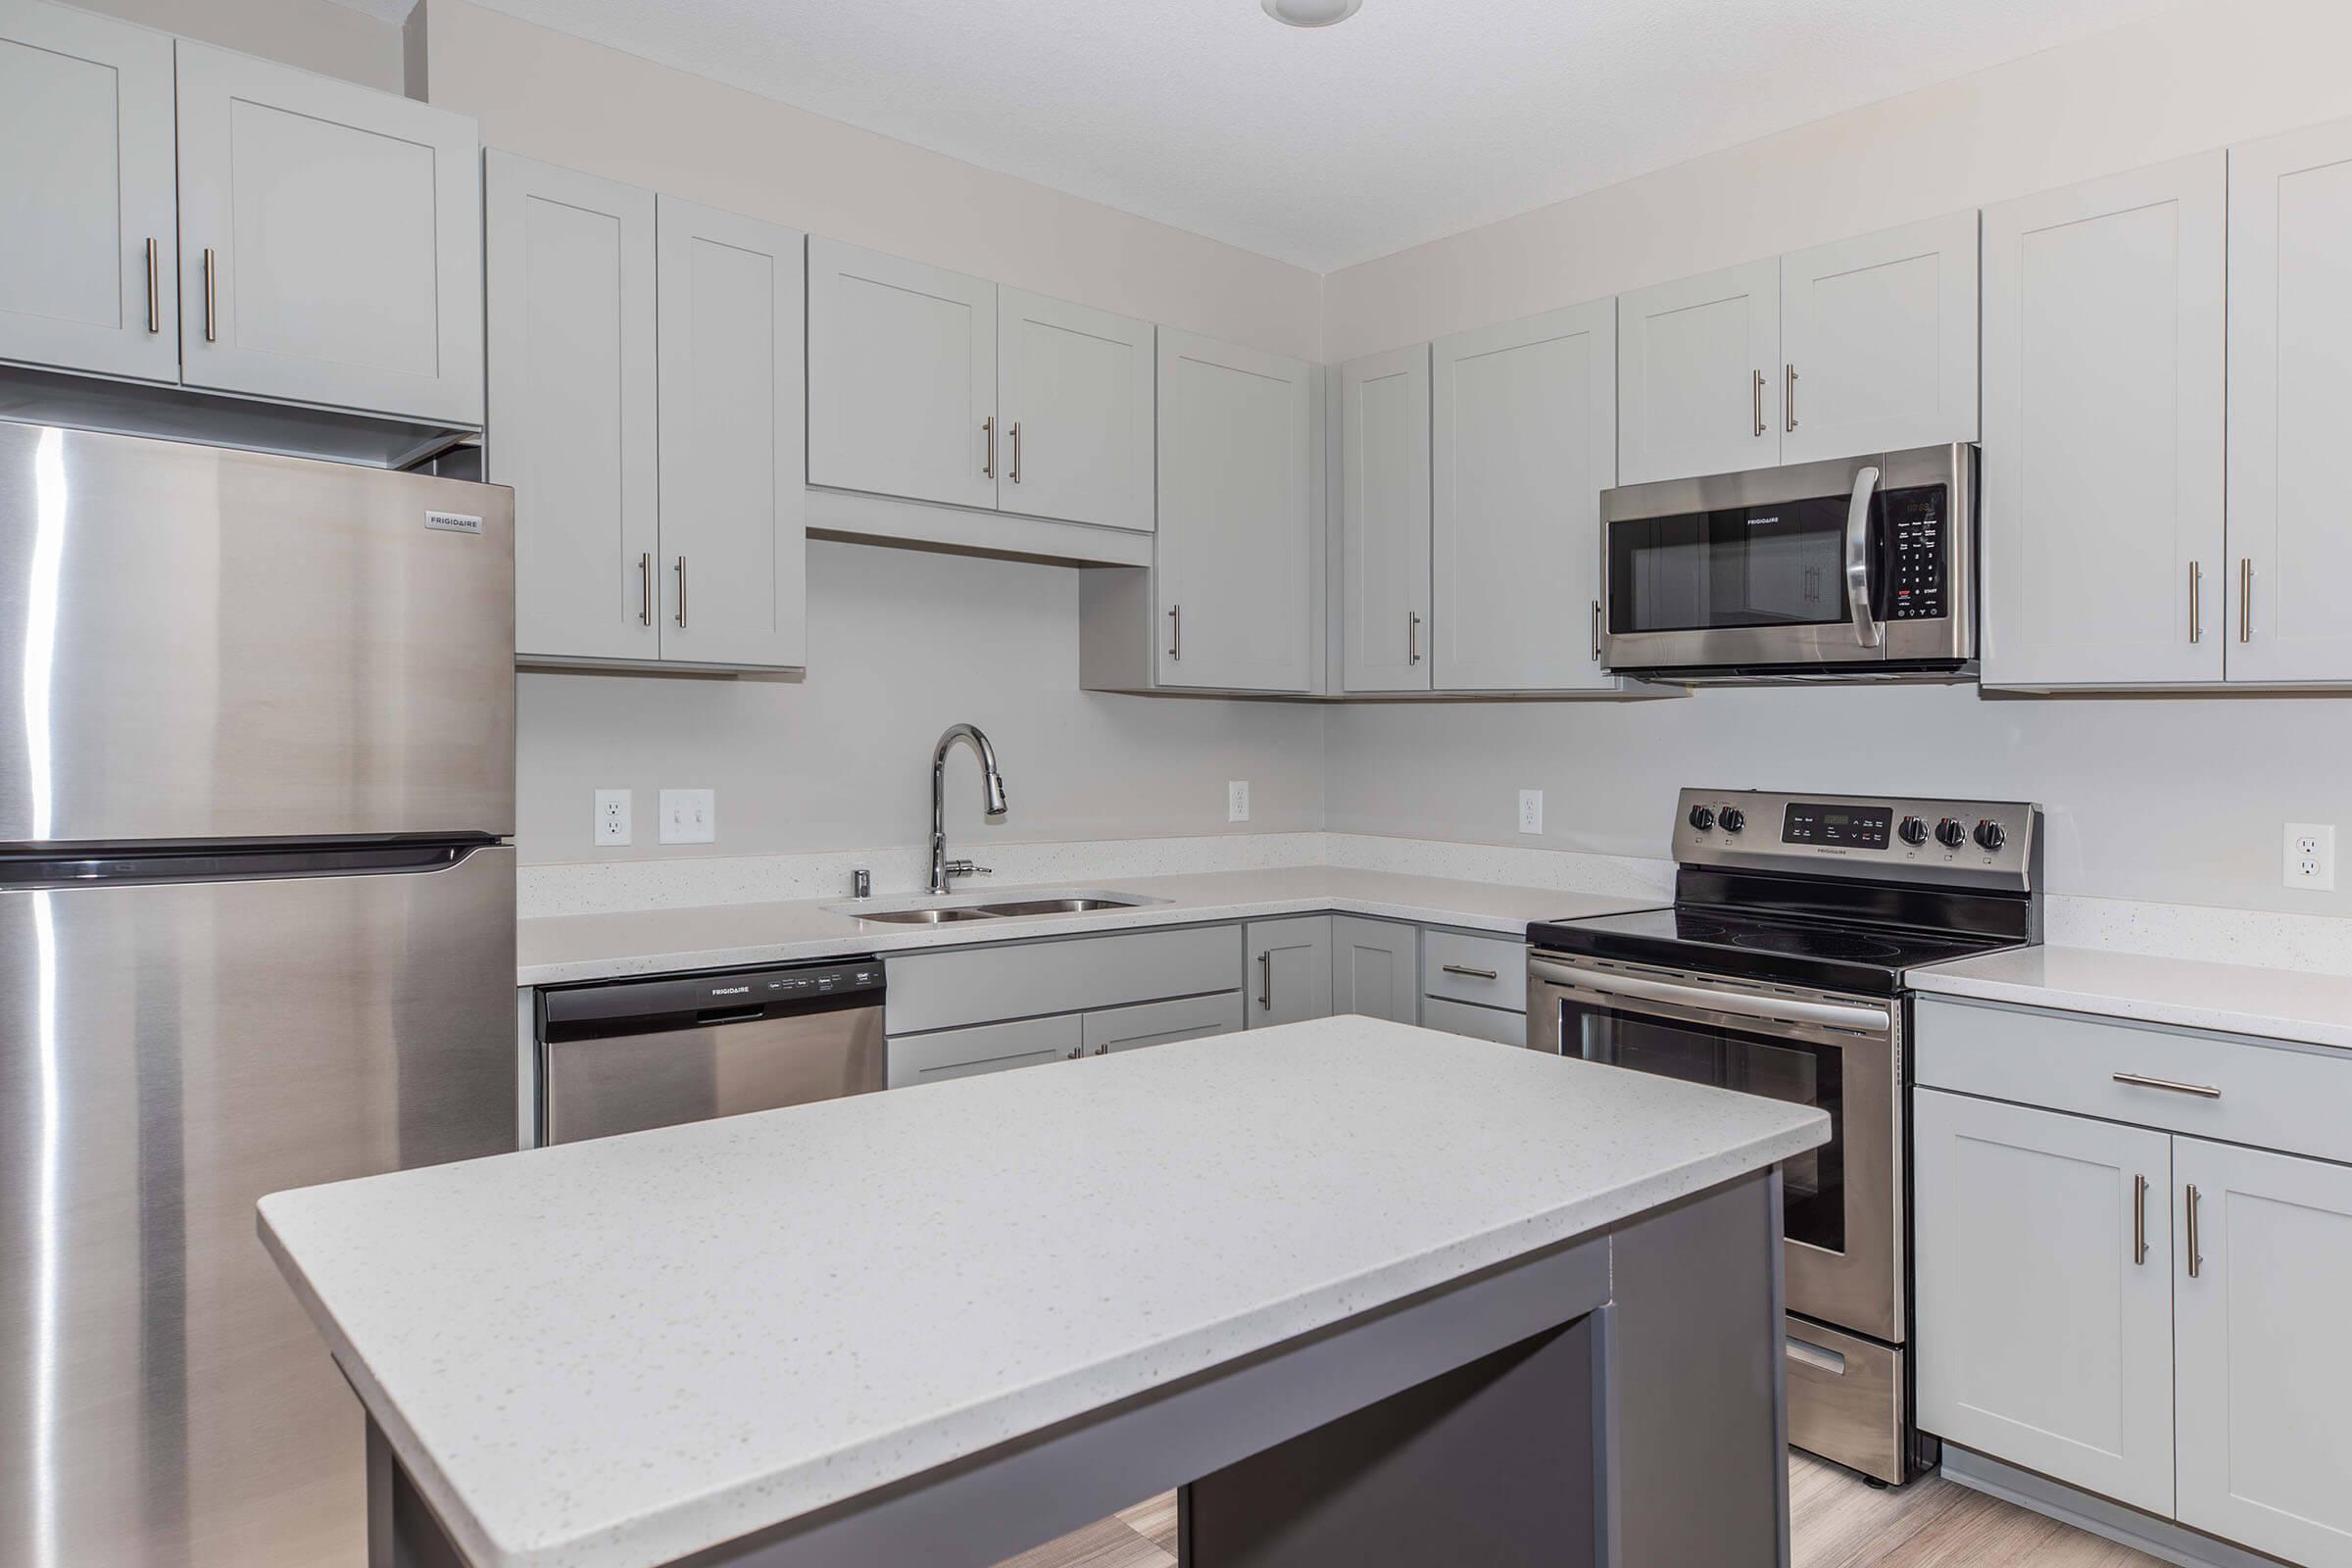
[1421,996,1526,1048]
[1422,929,1528,1010]
[887,1015,1077,1088]
[1916,997,2352,1165]
[887,924,1241,1036]
[1083,992,1244,1056]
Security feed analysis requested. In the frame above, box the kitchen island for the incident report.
[260,1017,1826,1568]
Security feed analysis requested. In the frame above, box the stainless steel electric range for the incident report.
[1526,788,2043,1485]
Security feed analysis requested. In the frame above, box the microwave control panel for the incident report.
[1883,485,1946,621]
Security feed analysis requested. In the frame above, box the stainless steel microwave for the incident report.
[1599,443,1977,682]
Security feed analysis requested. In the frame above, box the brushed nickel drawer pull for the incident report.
[982,416,997,479]
[203,247,218,342]
[145,238,160,333]
[1751,368,1766,438]
[1441,964,1498,980]
[638,552,653,627]
[1257,950,1272,1011]
[1785,363,1798,432]
[2132,1173,2149,1266]
[2189,561,2203,644]
[2185,1183,2203,1278]
[1008,420,1022,484]
[1408,611,1421,665]
[2112,1071,2220,1100]
[1167,604,1181,662]
[674,556,687,629]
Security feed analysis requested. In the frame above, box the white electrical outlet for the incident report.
[1518,789,1544,835]
[594,789,631,847]
[660,788,715,845]
[2284,822,2336,891]
[1228,780,1250,823]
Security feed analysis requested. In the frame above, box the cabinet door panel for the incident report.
[174,41,481,424]
[1155,331,1315,692]
[1982,153,2226,687]
[1330,916,1417,1024]
[2228,118,2352,684]
[486,154,659,663]
[655,197,806,668]
[1432,300,1616,690]
[1617,258,1780,484]
[1244,916,1331,1029]
[1914,1090,2175,1515]
[0,0,176,381]
[2175,1138,2352,1567]
[1339,344,1432,692]
[807,239,996,510]
[1082,992,1244,1056]
[1780,211,1979,464]
[998,287,1152,531]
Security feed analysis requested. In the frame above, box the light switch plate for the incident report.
[1518,789,1544,835]
[1228,780,1250,823]
[594,789,631,847]
[660,788,715,845]
[2284,822,2335,891]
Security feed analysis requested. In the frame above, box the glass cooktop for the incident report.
[1526,905,2019,997]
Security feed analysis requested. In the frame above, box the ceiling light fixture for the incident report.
[1261,0,1362,27]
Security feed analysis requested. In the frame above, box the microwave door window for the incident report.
[1610,497,1852,633]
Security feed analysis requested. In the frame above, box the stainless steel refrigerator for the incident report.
[0,421,517,1568]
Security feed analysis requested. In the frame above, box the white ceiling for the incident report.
[448,0,2188,271]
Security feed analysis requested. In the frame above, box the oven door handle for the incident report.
[1843,463,1884,650]
[1529,957,1892,1036]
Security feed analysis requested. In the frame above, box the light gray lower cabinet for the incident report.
[1083,992,1245,1056]
[1244,916,1332,1029]
[1329,916,1417,1023]
[1420,995,1526,1048]
[886,1014,1079,1088]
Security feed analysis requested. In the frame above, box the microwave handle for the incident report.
[1843,464,1884,649]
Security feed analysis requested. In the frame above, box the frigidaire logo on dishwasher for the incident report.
[709,985,751,997]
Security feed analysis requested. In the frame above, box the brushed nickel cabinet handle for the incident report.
[203,247,218,343]
[1065,1044,1083,1061]
[2189,561,2203,644]
[1591,599,1602,663]
[2185,1183,2203,1279]
[2239,558,2252,644]
[673,557,687,629]
[1441,964,1498,980]
[2132,1174,2149,1266]
[1408,611,1421,665]
[1257,951,1272,1011]
[638,552,653,627]
[2113,1071,2221,1100]
[1785,363,1798,432]
[1167,604,1181,662]
[145,238,160,333]
[1093,1044,1107,1056]
[982,416,997,479]
[1008,420,1022,484]
[1752,368,1766,438]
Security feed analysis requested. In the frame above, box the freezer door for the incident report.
[0,844,516,1568]
[0,420,514,844]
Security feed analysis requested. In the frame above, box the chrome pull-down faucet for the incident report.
[929,723,1007,896]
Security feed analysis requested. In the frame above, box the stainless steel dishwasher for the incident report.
[537,958,886,1145]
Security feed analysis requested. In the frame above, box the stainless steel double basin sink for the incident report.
[825,890,1161,925]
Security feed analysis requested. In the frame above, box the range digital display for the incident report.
[1783,802,1892,850]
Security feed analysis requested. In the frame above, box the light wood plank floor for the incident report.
[993,1454,2167,1567]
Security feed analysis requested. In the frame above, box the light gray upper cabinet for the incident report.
[2172,1136,2352,1567]
[173,40,481,426]
[486,153,659,665]
[1245,916,1332,1029]
[807,239,997,510]
[997,286,1153,530]
[1982,153,2227,689]
[1431,299,1617,691]
[1330,916,1417,1024]
[1914,1088,2178,1517]
[0,0,178,383]
[2226,118,2352,686]
[654,197,807,669]
[1778,211,1979,465]
[1339,344,1433,693]
[1154,330,1317,693]
[1617,257,1780,484]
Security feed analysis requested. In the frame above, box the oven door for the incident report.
[1598,444,1973,674]
[1528,953,1901,1344]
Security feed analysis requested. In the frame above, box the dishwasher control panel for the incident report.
[542,958,884,1039]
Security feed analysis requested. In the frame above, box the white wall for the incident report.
[1317,0,2352,919]
[74,0,405,91]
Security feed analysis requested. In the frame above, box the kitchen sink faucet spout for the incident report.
[930,723,1007,896]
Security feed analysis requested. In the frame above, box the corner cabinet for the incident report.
[1981,154,2228,689]
[1329,917,1417,1024]
[487,155,805,671]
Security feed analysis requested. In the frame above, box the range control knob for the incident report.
[1934,817,1968,850]
[1688,805,1716,832]
[1898,815,1930,847]
[1974,818,2007,852]
[1718,807,1746,834]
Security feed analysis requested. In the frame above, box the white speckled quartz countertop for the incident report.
[516,865,1657,987]
[259,1018,1827,1568]
[1913,944,2352,1051]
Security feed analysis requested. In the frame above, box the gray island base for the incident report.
[263,1020,1825,1568]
